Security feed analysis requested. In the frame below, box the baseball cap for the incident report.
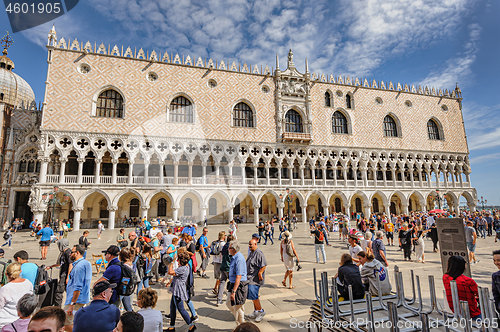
[102,245,120,256]
[252,233,260,239]
[93,280,117,296]
[0,248,4,255]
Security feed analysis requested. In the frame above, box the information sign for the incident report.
[436,218,471,277]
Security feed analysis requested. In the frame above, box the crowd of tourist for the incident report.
[0,208,499,331]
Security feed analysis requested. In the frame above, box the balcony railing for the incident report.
[82,175,94,184]
[100,176,112,184]
[282,132,312,142]
[65,175,77,184]
[46,175,59,183]
[117,176,128,184]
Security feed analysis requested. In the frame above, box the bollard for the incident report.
[366,291,375,332]
[313,268,319,301]
[450,280,461,320]
[460,301,472,332]
[348,285,355,324]
[420,312,430,332]
[388,301,400,332]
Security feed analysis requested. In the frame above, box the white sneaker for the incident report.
[247,310,259,319]
[255,310,266,322]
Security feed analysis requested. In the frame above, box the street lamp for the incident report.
[279,188,294,231]
[42,186,69,226]
[478,196,487,211]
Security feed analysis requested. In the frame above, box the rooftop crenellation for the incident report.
[47,32,462,100]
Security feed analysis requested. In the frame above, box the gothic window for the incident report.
[355,197,362,212]
[427,119,441,140]
[233,102,254,127]
[295,199,302,214]
[209,198,217,216]
[346,94,352,109]
[285,110,303,133]
[170,96,194,123]
[184,198,193,216]
[96,89,124,118]
[129,198,139,218]
[99,199,109,218]
[332,111,348,134]
[383,115,398,137]
[334,198,342,212]
[325,91,332,107]
[18,148,40,173]
[372,198,379,213]
[157,198,167,216]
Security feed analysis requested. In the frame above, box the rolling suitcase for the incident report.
[40,270,58,307]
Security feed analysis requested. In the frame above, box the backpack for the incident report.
[210,241,221,256]
[34,264,50,295]
[317,231,324,242]
[0,260,12,285]
[110,260,138,296]
[285,241,296,257]
[3,232,9,240]
[186,266,195,298]
[195,237,202,252]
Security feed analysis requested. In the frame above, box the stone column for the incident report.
[58,158,67,184]
[202,162,207,185]
[418,168,423,187]
[302,204,308,223]
[333,166,337,187]
[227,206,234,223]
[310,166,316,185]
[278,204,284,219]
[77,158,84,184]
[454,204,460,214]
[402,204,409,215]
[451,170,456,188]
[253,205,260,226]
[111,159,118,184]
[39,157,49,183]
[173,161,179,185]
[94,158,102,184]
[322,166,327,186]
[436,170,440,188]
[278,165,282,186]
[159,162,164,185]
[200,205,207,223]
[253,165,258,180]
[188,162,193,185]
[32,210,45,226]
[143,163,149,185]
[465,171,471,186]
[73,207,83,231]
[352,167,358,187]
[108,206,117,229]
[361,167,368,187]
[385,204,391,216]
[390,169,396,186]
[443,171,448,188]
[459,170,464,188]
[288,166,293,185]
[128,161,134,184]
[300,166,305,186]
[265,166,270,186]
[241,166,246,183]
[172,207,178,221]
[363,204,371,219]
[427,171,431,188]
[323,205,329,217]
[382,166,387,187]
[140,206,149,220]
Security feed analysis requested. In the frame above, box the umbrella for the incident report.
[428,209,446,214]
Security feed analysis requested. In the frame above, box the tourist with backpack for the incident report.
[196,227,210,279]
[96,245,123,307]
[64,245,92,332]
[136,244,154,295]
[2,228,13,249]
[211,231,226,297]
[118,248,138,312]
[0,248,11,286]
[311,224,327,264]
[13,251,37,287]
[45,238,73,307]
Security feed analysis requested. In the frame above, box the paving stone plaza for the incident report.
[4,222,498,331]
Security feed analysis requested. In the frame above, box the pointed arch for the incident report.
[256,189,282,206]
[111,188,145,207]
[369,191,388,206]
[145,189,175,208]
[388,190,408,205]
[77,188,113,207]
[204,189,231,207]
[231,189,257,206]
[174,189,204,208]
[305,190,328,206]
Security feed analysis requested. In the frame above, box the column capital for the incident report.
[173,161,179,166]
[277,203,285,209]
[111,159,119,165]
[128,160,134,165]
[140,205,150,210]
[77,158,85,163]
[59,157,68,163]
[253,204,260,209]
[72,207,84,212]
[187,161,193,166]
[95,158,102,164]
[200,205,208,210]
[107,206,118,212]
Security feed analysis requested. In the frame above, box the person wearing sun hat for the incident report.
[72,280,120,332]
[280,230,299,289]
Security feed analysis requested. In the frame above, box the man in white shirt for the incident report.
[348,235,362,264]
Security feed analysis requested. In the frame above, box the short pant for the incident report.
[63,303,85,325]
[247,284,261,301]
[214,262,222,279]
[467,241,476,252]
[39,240,50,247]
[386,232,394,239]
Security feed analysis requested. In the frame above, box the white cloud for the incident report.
[463,102,500,150]
[419,23,481,89]
[470,152,500,164]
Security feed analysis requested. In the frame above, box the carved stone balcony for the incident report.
[282,132,311,143]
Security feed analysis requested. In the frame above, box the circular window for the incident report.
[208,79,217,88]
[405,100,412,107]
[441,105,448,111]
[261,85,269,94]
[147,72,158,82]
[375,97,383,105]
[77,63,91,74]
[336,90,343,97]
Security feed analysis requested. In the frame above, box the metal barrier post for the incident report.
[366,291,375,332]
[450,280,461,320]
[420,312,430,332]
[388,301,400,332]
[349,285,355,324]
[460,301,472,332]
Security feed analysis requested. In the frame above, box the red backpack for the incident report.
[317,231,324,242]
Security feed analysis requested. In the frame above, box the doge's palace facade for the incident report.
[15,26,477,230]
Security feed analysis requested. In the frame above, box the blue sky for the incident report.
[1,0,499,206]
